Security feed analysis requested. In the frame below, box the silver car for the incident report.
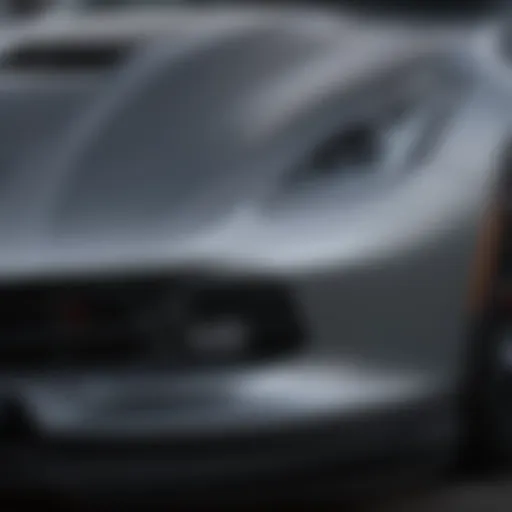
[0,0,510,505]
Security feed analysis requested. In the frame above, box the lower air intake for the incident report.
[0,277,303,370]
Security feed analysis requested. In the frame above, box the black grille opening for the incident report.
[183,283,303,363]
[0,279,303,371]
[1,41,134,73]
[0,279,167,370]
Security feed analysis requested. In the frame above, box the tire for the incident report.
[468,304,512,468]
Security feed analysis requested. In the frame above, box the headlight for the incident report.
[292,58,467,187]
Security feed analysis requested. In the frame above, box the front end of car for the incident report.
[0,5,510,505]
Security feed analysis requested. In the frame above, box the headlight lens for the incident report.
[295,58,467,186]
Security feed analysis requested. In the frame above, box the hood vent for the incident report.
[3,0,49,19]
[0,40,134,74]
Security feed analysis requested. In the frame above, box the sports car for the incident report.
[0,0,511,505]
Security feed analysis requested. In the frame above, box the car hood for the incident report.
[0,7,484,279]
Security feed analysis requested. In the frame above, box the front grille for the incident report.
[0,277,303,371]
[0,278,171,369]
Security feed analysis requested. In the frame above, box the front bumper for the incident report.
[0,358,458,500]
